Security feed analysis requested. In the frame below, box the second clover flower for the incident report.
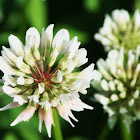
[0,24,94,137]
[92,46,140,127]
[95,9,140,51]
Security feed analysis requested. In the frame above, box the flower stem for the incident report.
[53,109,63,140]
[120,115,133,140]
[98,123,110,140]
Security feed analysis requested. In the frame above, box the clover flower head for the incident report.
[92,46,140,125]
[94,9,140,51]
[0,24,94,137]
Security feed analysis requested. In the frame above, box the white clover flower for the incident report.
[94,9,140,51]
[92,46,140,125]
[0,24,94,137]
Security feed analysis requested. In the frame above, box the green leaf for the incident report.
[3,132,18,140]
[25,0,48,32]
[83,0,100,13]
[135,0,140,9]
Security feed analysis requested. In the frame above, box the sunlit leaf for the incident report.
[3,132,18,140]
[83,0,100,13]
[25,0,47,32]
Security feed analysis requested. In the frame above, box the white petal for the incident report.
[2,85,21,95]
[57,70,63,83]
[39,101,52,110]
[8,35,24,56]
[73,48,88,67]
[16,56,31,74]
[50,99,58,107]
[13,95,28,105]
[52,29,70,50]
[65,37,80,59]
[101,79,109,91]
[97,59,113,80]
[67,60,75,73]
[1,51,15,66]
[48,49,59,67]
[70,92,93,111]
[0,57,16,75]
[133,90,139,99]
[38,109,43,133]
[43,109,54,138]
[92,70,102,81]
[10,106,37,126]
[38,83,45,94]
[110,94,119,101]
[3,74,16,87]
[28,95,39,103]
[2,46,17,62]
[57,103,75,127]
[58,93,71,103]
[17,77,25,85]
[26,27,40,48]
[41,24,54,49]
[0,56,14,75]
[0,102,20,111]
[107,49,119,60]
[28,88,40,103]
[71,80,82,91]
[134,10,140,30]
[94,94,110,105]
[81,63,95,82]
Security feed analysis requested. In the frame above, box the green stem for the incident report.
[120,115,133,140]
[53,109,63,140]
[98,123,110,140]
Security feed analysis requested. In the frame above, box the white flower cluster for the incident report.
[95,9,140,51]
[0,24,94,137]
[92,46,140,121]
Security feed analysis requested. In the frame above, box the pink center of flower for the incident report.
[30,61,58,85]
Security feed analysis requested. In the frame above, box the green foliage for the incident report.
[25,0,47,32]
[3,132,18,140]
[83,0,100,13]
[53,109,63,140]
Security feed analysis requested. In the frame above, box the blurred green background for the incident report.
[0,0,139,140]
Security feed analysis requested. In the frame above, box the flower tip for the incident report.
[39,128,42,133]
[72,124,75,128]
[75,119,79,122]
[0,108,4,111]
[89,63,95,70]
[2,46,6,50]
[8,34,16,41]
[49,24,54,28]
[48,133,51,138]
[89,106,94,110]
[8,34,13,39]
[10,122,16,127]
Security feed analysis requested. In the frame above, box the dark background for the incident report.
[0,0,139,140]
